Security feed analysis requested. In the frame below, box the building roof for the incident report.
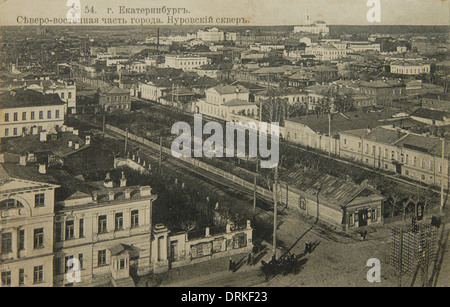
[98,86,130,95]
[1,89,65,109]
[286,110,398,136]
[0,163,58,185]
[422,92,450,101]
[2,132,88,157]
[211,84,249,95]
[279,165,377,210]
[222,99,255,107]
[410,108,450,121]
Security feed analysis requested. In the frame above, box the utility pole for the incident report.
[124,128,128,155]
[441,138,445,214]
[159,136,163,174]
[253,160,258,219]
[272,166,278,260]
[328,112,331,157]
[102,115,106,139]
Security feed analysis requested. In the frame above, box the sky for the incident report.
[0,0,448,26]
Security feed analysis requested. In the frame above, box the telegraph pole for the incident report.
[159,136,163,174]
[273,166,278,260]
[124,128,128,155]
[441,138,445,214]
[253,160,258,219]
[328,112,331,157]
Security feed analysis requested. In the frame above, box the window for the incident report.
[79,219,84,238]
[55,110,60,119]
[65,255,74,273]
[414,157,417,166]
[31,112,35,120]
[33,228,44,249]
[18,230,25,250]
[131,210,139,228]
[349,214,355,226]
[68,92,72,99]
[1,271,11,286]
[4,129,9,137]
[65,220,74,240]
[19,268,25,285]
[115,213,123,230]
[47,111,52,119]
[13,113,18,121]
[39,111,44,119]
[61,93,65,99]
[13,128,18,136]
[98,250,107,266]
[405,154,409,165]
[35,194,45,207]
[98,215,107,233]
[119,259,125,270]
[33,266,43,284]
[1,233,12,253]
[4,113,9,122]
[372,209,377,221]
[22,112,27,120]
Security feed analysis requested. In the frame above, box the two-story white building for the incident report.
[195,85,258,121]
[0,90,66,138]
[164,55,210,71]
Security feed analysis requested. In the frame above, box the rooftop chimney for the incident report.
[104,173,113,188]
[139,186,152,196]
[68,140,73,148]
[19,155,27,166]
[85,135,91,146]
[120,171,127,187]
[124,188,132,199]
[108,191,115,201]
[38,163,47,174]
[205,227,211,237]
[39,131,47,142]
[74,142,80,150]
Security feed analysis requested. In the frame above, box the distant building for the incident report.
[294,20,330,36]
[305,44,346,61]
[390,61,432,75]
[347,42,381,53]
[340,126,450,188]
[97,86,131,112]
[164,55,210,71]
[195,84,258,121]
[410,108,450,126]
[197,27,225,42]
[284,110,399,155]
[422,93,450,113]
[0,90,65,138]
[356,80,406,106]
[27,80,77,115]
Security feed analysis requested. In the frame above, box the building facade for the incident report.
[0,90,65,138]
[164,55,210,71]
[1,163,59,287]
[97,87,131,112]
